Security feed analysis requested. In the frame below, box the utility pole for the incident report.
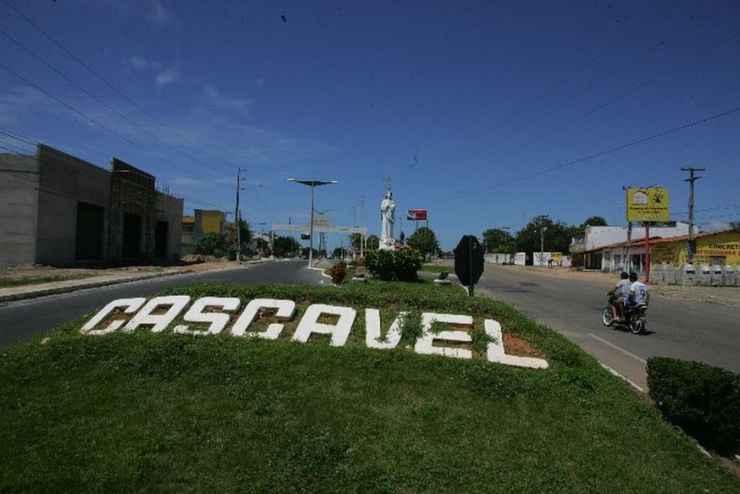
[539,226,547,266]
[234,168,245,262]
[681,167,705,263]
[539,216,549,267]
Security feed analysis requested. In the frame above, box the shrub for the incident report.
[393,248,423,281]
[327,262,347,285]
[365,248,423,282]
[194,233,228,256]
[647,357,740,455]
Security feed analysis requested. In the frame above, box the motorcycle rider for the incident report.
[608,272,631,321]
[625,272,650,321]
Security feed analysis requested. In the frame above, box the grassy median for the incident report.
[0,282,737,492]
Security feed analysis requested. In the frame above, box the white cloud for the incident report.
[129,56,161,71]
[0,85,62,126]
[203,85,253,117]
[155,68,180,87]
[147,0,175,26]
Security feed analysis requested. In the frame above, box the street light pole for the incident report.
[309,185,316,266]
[288,178,337,268]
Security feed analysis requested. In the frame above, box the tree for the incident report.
[272,236,300,257]
[407,227,440,258]
[238,220,252,247]
[366,235,380,250]
[350,233,363,252]
[482,228,515,253]
[332,247,344,259]
[570,216,609,239]
[583,216,607,227]
[515,216,573,255]
[349,233,381,253]
[255,237,270,255]
[194,233,227,256]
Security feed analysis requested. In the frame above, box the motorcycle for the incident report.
[602,295,648,335]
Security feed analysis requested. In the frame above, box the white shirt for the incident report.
[629,281,649,305]
[615,279,631,298]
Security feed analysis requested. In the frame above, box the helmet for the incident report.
[629,272,638,282]
[620,272,629,279]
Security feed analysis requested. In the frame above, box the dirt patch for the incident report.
[503,333,544,358]
[651,285,740,309]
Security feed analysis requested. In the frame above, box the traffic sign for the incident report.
[454,235,484,295]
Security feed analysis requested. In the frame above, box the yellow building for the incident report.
[198,210,225,235]
[181,210,226,254]
[650,229,740,266]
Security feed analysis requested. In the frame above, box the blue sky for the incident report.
[1,0,739,249]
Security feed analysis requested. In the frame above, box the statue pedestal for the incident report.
[379,239,395,251]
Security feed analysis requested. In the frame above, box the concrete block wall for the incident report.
[35,146,110,266]
[0,154,39,267]
[652,264,740,287]
[156,192,184,261]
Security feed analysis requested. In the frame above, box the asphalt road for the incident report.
[478,265,740,390]
[0,260,322,350]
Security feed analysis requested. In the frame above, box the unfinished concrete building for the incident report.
[0,144,183,267]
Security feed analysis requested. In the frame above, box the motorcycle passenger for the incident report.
[625,272,650,320]
[608,272,631,321]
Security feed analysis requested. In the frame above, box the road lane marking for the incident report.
[588,333,647,364]
[599,363,645,393]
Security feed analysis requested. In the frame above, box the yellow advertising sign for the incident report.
[626,187,670,222]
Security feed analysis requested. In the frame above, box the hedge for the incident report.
[647,357,740,455]
[365,248,423,281]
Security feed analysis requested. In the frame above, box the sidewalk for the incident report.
[0,260,266,303]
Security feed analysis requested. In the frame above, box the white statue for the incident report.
[379,189,396,250]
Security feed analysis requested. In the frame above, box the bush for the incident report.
[647,357,740,455]
[393,248,423,281]
[327,262,347,285]
[194,233,228,256]
[365,248,423,282]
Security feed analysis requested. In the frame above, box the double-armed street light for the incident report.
[288,178,337,268]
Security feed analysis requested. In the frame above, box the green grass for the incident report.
[0,274,95,289]
[421,264,452,273]
[0,282,737,492]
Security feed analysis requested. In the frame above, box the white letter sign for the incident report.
[231,298,296,339]
[292,304,356,347]
[173,297,240,336]
[414,313,473,360]
[124,296,190,333]
[365,309,405,350]
[80,298,146,335]
[484,319,549,369]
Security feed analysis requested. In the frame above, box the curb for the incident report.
[0,261,264,304]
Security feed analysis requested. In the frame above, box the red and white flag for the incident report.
[407,209,428,221]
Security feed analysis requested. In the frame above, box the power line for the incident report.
[0,30,240,183]
[0,60,138,146]
[0,149,231,212]
[0,129,36,147]
[486,104,740,192]
[1,129,240,202]
[0,26,160,142]
[0,0,244,174]
[0,0,142,112]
